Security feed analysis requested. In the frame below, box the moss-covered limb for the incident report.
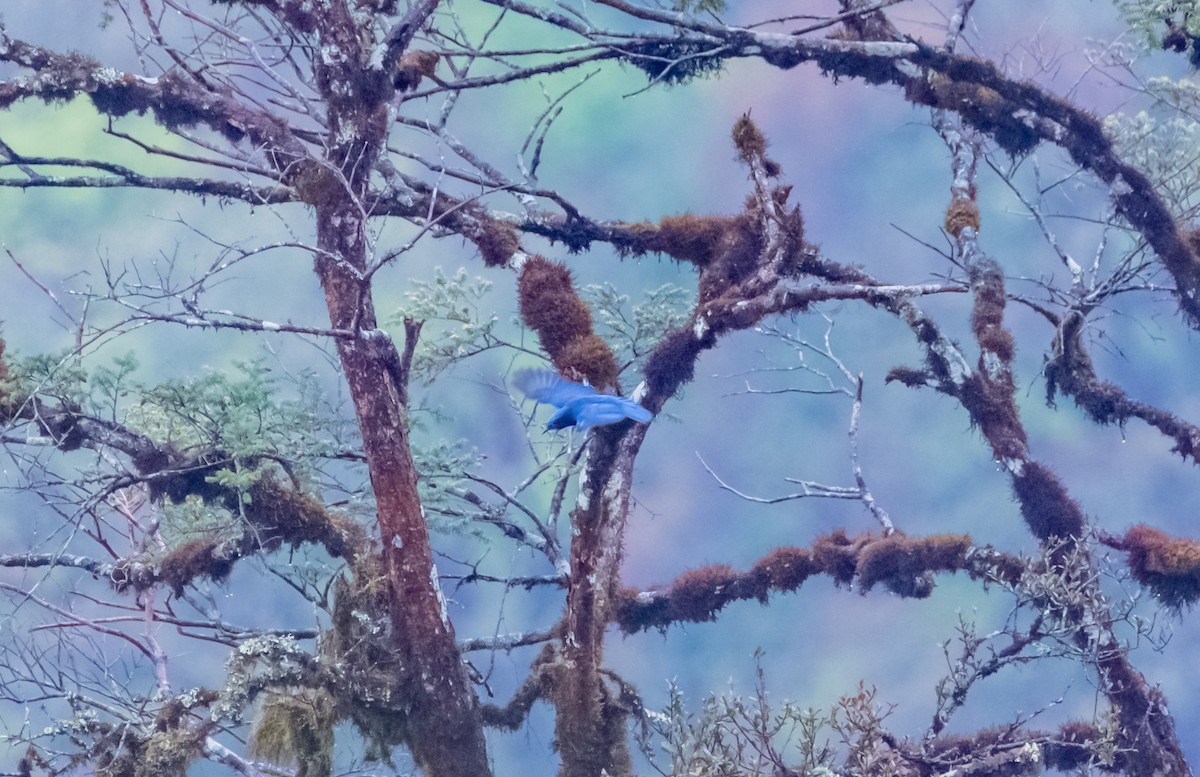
[516,255,622,390]
[461,30,1200,328]
[479,644,557,731]
[917,127,1186,769]
[0,29,307,171]
[611,531,1015,634]
[0,343,362,593]
[1046,311,1200,463]
[907,721,1115,775]
[624,117,962,413]
[114,470,365,595]
[0,383,172,474]
[1102,525,1200,610]
[554,424,645,777]
[940,121,1186,775]
[535,119,954,776]
[787,36,1200,327]
[55,690,221,777]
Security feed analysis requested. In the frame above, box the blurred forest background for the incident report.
[4,1,1200,775]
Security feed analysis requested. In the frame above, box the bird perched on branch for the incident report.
[513,369,653,431]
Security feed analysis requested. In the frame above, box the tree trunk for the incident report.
[555,429,645,777]
[314,190,489,777]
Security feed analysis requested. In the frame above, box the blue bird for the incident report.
[513,369,653,431]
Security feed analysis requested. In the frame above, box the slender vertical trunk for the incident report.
[556,429,645,777]
[298,3,489,770]
[313,174,489,777]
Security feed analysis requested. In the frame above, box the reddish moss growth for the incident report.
[699,214,763,300]
[480,645,555,731]
[518,256,593,351]
[668,564,739,622]
[1186,228,1200,260]
[642,328,702,400]
[517,255,622,389]
[732,113,767,165]
[922,75,1040,155]
[556,335,620,391]
[157,539,233,596]
[1121,524,1200,608]
[392,50,439,92]
[857,533,971,598]
[748,546,813,598]
[245,475,364,559]
[650,214,735,266]
[811,529,868,585]
[958,375,1027,463]
[970,261,1014,363]
[614,532,979,633]
[1011,462,1085,541]
[612,586,669,632]
[612,564,744,633]
[944,198,981,237]
[467,217,520,267]
[614,559,775,633]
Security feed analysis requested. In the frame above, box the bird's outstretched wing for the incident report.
[513,369,652,430]
[512,369,598,407]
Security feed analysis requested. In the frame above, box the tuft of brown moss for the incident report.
[856,533,971,597]
[480,645,555,731]
[157,539,233,597]
[249,690,336,777]
[518,256,594,352]
[555,335,620,390]
[392,50,439,92]
[642,328,703,400]
[944,198,981,237]
[1121,524,1200,608]
[885,366,932,388]
[467,217,520,267]
[667,564,740,623]
[1011,462,1085,542]
[922,76,1041,156]
[811,529,867,585]
[731,113,768,166]
[516,255,622,390]
[244,475,364,559]
[748,546,813,598]
[650,214,735,266]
